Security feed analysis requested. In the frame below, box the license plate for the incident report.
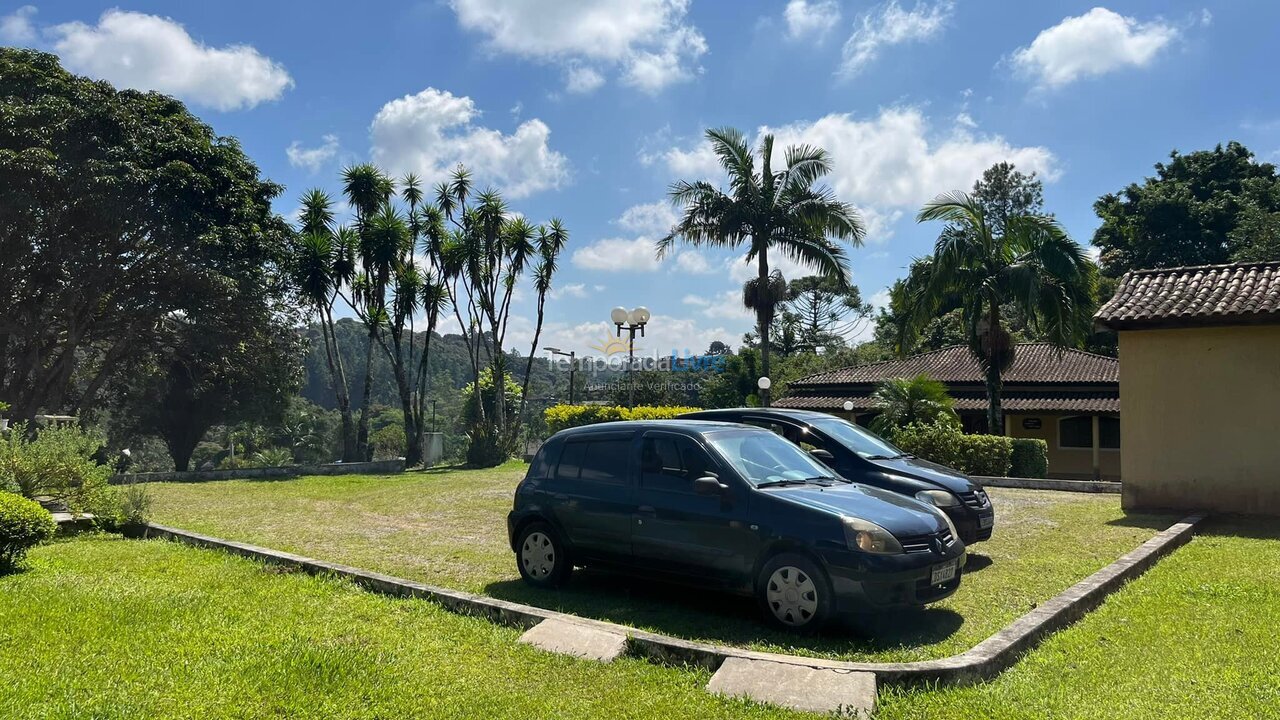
[979,514,994,529]
[931,559,958,585]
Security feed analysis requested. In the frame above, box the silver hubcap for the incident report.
[520,532,556,579]
[766,566,819,626]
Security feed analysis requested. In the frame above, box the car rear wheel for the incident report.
[516,521,572,588]
[757,553,833,633]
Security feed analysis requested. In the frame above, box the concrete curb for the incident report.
[975,476,1122,493]
[140,512,1204,689]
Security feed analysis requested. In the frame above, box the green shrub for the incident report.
[893,424,1013,477]
[0,422,113,512]
[543,405,702,434]
[0,492,57,573]
[119,482,153,526]
[369,426,406,461]
[1010,438,1049,478]
[249,447,295,468]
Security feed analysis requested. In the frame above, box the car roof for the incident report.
[552,419,753,438]
[682,408,836,423]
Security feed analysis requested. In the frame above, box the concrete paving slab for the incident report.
[707,657,876,715]
[518,618,627,662]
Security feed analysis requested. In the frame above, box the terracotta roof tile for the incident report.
[1095,261,1280,330]
[774,394,1119,413]
[789,343,1118,387]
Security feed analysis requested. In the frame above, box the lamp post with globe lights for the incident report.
[757,376,771,407]
[612,306,651,408]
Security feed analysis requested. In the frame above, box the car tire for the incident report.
[515,521,572,588]
[756,552,833,633]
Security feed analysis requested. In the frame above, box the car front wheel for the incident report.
[757,552,833,633]
[515,521,572,588]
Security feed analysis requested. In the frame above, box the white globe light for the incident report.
[610,307,628,324]
[632,306,651,324]
[842,401,854,412]
[757,376,771,390]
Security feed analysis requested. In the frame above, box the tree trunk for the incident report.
[355,323,376,461]
[757,245,771,407]
[322,306,357,462]
[395,361,421,466]
[986,299,1003,435]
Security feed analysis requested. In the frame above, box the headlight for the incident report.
[915,489,961,507]
[842,516,903,554]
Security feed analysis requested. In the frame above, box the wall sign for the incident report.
[1022,417,1043,430]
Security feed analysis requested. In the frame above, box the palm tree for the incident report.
[659,127,864,405]
[907,192,1096,434]
[868,374,959,437]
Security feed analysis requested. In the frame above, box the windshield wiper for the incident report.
[755,479,815,488]
[757,477,838,488]
[866,453,911,460]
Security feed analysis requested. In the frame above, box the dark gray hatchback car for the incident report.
[508,420,966,632]
[682,409,996,544]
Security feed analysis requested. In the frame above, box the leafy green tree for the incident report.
[1093,142,1280,275]
[907,192,1096,435]
[868,374,959,437]
[782,275,872,351]
[122,302,303,471]
[659,127,865,406]
[0,49,295,424]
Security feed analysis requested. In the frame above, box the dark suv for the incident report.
[681,409,996,544]
[508,420,966,632]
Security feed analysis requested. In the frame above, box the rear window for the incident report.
[555,438,629,485]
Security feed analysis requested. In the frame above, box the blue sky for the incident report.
[5,1,1279,357]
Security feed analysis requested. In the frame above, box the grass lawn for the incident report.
[148,462,1178,663]
[876,516,1280,719]
[0,535,801,720]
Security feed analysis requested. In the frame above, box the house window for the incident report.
[1059,416,1120,449]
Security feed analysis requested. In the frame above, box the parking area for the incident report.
[148,462,1177,663]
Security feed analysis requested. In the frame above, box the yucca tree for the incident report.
[292,189,359,461]
[517,219,569,421]
[908,192,1096,434]
[659,127,864,405]
[868,374,959,437]
[342,164,394,461]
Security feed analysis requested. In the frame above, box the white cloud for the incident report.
[571,236,660,272]
[286,134,340,173]
[763,106,1058,211]
[617,200,678,235]
[48,10,292,111]
[550,282,588,299]
[1,5,36,44]
[565,65,605,94]
[726,254,822,285]
[449,0,706,94]
[370,87,569,199]
[840,0,953,77]
[785,0,841,41]
[526,315,737,359]
[651,108,1057,248]
[675,250,714,274]
[683,294,710,306]
[1011,7,1178,89]
[700,289,756,322]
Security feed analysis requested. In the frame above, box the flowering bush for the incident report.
[544,405,701,434]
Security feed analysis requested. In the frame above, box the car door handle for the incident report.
[637,505,656,515]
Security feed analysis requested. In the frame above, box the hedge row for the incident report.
[544,405,701,434]
[1010,438,1050,478]
[892,424,1013,477]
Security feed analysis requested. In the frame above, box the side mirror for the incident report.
[809,449,835,462]
[693,475,727,495]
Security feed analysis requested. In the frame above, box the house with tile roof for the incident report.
[1094,260,1280,516]
[778,342,1121,481]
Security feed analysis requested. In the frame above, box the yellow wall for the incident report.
[1119,324,1280,515]
[1005,412,1121,481]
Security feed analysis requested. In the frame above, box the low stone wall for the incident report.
[110,458,404,485]
[974,476,1122,493]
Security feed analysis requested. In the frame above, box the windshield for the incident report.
[810,417,905,459]
[704,429,837,487]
